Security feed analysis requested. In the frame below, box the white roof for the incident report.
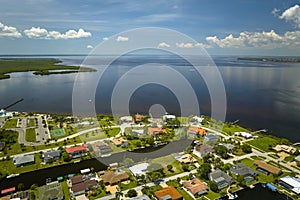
[235,132,252,138]
[80,168,90,174]
[129,162,149,177]
[280,176,300,194]
[132,129,144,134]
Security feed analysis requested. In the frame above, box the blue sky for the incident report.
[0,0,299,55]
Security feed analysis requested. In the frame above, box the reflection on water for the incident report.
[0,56,300,141]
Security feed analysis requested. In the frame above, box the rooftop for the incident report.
[154,186,182,200]
[101,170,129,185]
[148,127,166,135]
[66,145,89,154]
[13,155,34,166]
[129,162,149,177]
[254,160,282,175]
[182,178,208,195]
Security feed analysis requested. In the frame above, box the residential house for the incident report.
[254,160,282,175]
[101,170,129,185]
[66,145,89,158]
[187,127,207,137]
[112,137,128,147]
[134,114,146,123]
[70,175,98,196]
[295,155,300,162]
[234,132,253,139]
[129,163,149,177]
[189,116,204,125]
[177,154,197,164]
[209,169,234,189]
[148,127,166,136]
[154,186,183,200]
[182,178,208,196]
[120,116,133,124]
[278,176,300,194]
[38,182,64,200]
[162,114,176,122]
[13,155,35,167]
[43,150,61,163]
[193,144,215,158]
[90,141,112,155]
[203,134,219,145]
[230,163,257,181]
[273,145,296,154]
[220,143,235,151]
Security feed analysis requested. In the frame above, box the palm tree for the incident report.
[115,191,123,199]
[17,183,24,191]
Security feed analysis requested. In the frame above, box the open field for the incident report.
[246,135,280,152]
[26,128,37,142]
[0,58,96,79]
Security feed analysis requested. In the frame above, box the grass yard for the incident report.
[150,155,183,176]
[247,136,280,152]
[222,123,249,135]
[80,130,106,142]
[2,118,18,129]
[26,128,37,142]
[28,118,35,127]
[61,181,71,200]
[104,128,120,137]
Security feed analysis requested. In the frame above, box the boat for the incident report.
[6,174,19,178]
[249,184,255,189]
[101,154,111,157]
[227,193,238,199]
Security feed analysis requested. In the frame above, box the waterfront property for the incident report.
[234,132,253,139]
[182,178,208,196]
[129,162,149,177]
[43,149,61,163]
[70,175,98,196]
[148,127,166,136]
[66,145,89,158]
[38,182,64,200]
[154,186,183,200]
[112,137,129,147]
[101,170,129,185]
[176,154,197,164]
[203,133,219,145]
[90,140,112,155]
[230,163,257,181]
[254,160,282,175]
[134,114,147,123]
[193,144,215,158]
[13,155,35,167]
[209,169,234,189]
[128,195,151,200]
[278,176,300,194]
[273,145,296,154]
[187,127,207,137]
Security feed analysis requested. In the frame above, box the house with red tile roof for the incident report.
[182,178,208,196]
[154,186,183,200]
[66,145,89,158]
[148,127,166,136]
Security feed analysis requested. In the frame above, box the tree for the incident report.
[115,191,123,199]
[209,181,219,193]
[167,164,173,172]
[62,152,71,162]
[214,145,229,159]
[237,175,246,187]
[127,189,138,198]
[17,183,24,191]
[198,163,211,180]
[241,144,252,153]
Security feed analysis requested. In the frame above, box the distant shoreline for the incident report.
[0,58,96,80]
[238,57,300,63]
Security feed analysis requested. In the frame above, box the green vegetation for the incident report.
[61,181,71,200]
[0,58,96,79]
[166,180,194,200]
[28,118,35,127]
[247,135,280,152]
[2,118,18,129]
[26,128,37,142]
[222,123,249,135]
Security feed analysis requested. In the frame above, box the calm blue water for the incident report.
[0,55,299,142]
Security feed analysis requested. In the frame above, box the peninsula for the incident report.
[0,58,96,79]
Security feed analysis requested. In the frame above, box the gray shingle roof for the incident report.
[230,163,257,177]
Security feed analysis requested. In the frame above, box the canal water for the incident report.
[0,139,191,194]
[220,184,293,200]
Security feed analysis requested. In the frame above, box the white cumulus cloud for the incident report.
[102,37,109,41]
[0,22,22,38]
[158,42,170,48]
[205,30,300,48]
[116,36,128,42]
[24,27,91,39]
[86,45,93,49]
[279,5,300,28]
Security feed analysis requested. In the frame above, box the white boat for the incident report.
[228,193,238,199]
[7,174,19,178]
[101,154,111,157]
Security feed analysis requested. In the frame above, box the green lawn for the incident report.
[28,118,35,127]
[247,136,280,152]
[61,181,71,200]
[80,130,106,142]
[222,123,250,135]
[2,118,18,129]
[26,128,37,142]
